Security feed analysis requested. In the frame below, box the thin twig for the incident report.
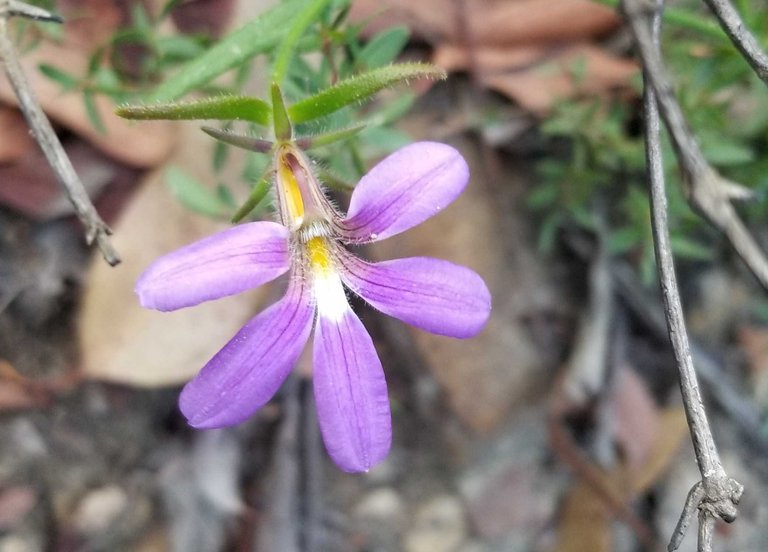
[622,0,768,291]
[701,0,768,84]
[627,0,744,550]
[0,1,119,265]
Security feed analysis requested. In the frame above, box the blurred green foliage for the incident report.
[530,0,768,282]
[32,0,419,221]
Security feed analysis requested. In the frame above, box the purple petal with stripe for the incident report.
[340,142,469,243]
[340,254,491,338]
[179,277,314,428]
[136,221,290,311]
[313,309,391,473]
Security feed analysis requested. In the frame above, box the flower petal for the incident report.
[340,254,491,338]
[313,301,391,473]
[136,221,290,311]
[340,142,469,243]
[179,277,314,428]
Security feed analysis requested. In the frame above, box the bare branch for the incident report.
[622,0,744,549]
[622,0,768,290]
[702,0,768,84]
[0,1,119,265]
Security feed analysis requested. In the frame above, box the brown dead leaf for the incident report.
[0,140,123,220]
[352,0,634,114]
[79,125,272,387]
[0,40,175,168]
[480,45,638,115]
[737,325,768,404]
[350,0,619,45]
[555,477,615,552]
[629,408,688,493]
[613,364,660,471]
[0,106,34,163]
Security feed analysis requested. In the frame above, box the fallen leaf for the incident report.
[629,408,688,493]
[480,45,638,115]
[613,363,660,471]
[555,477,614,552]
[350,0,619,45]
[737,325,768,405]
[78,124,271,387]
[0,139,122,220]
[0,106,34,163]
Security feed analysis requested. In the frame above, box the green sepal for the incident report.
[287,63,446,124]
[271,83,292,140]
[116,95,271,124]
[201,126,274,153]
[296,124,366,149]
[231,177,271,223]
[147,0,302,102]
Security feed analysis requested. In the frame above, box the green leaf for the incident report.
[358,26,409,68]
[287,63,446,123]
[38,63,79,91]
[670,236,712,260]
[116,95,271,124]
[271,0,331,85]
[231,177,271,222]
[527,182,559,209]
[148,0,303,102]
[166,166,229,217]
[700,134,755,166]
[83,91,107,134]
[607,226,640,254]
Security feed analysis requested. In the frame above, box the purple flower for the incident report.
[136,141,491,472]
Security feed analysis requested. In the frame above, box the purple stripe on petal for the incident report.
[340,142,469,243]
[340,254,491,338]
[179,276,314,429]
[136,222,290,311]
[313,309,391,473]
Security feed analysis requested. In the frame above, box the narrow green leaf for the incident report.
[296,124,365,149]
[83,91,107,134]
[271,83,292,140]
[148,0,302,102]
[231,177,271,222]
[116,95,271,124]
[202,126,274,153]
[287,63,446,124]
[37,63,79,91]
[166,166,228,217]
[271,0,331,85]
[358,26,409,68]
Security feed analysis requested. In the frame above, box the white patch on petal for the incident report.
[314,271,349,322]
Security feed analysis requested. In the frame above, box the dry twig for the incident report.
[0,0,119,265]
[702,0,768,84]
[622,0,768,290]
[621,0,745,550]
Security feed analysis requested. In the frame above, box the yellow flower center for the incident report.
[307,236,332,273]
